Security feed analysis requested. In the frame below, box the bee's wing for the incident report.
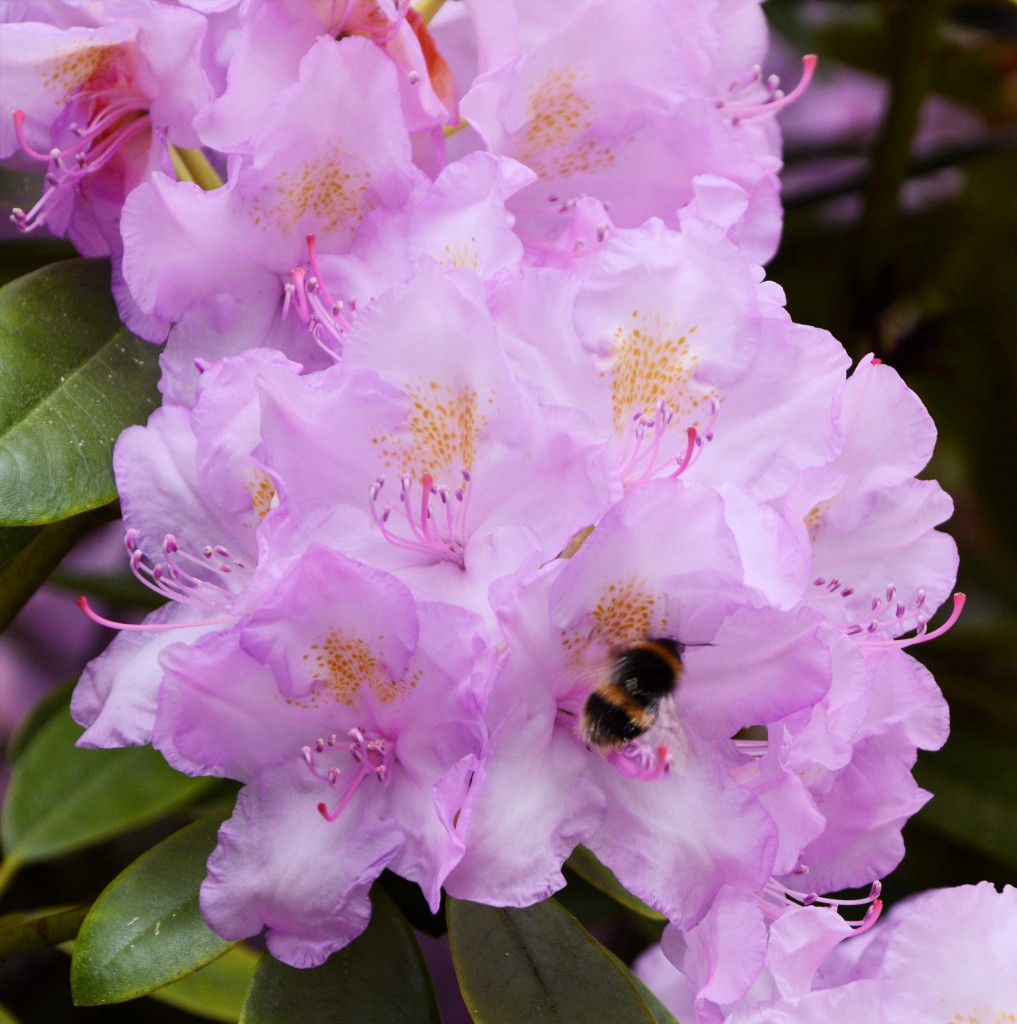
[653,695,691,774]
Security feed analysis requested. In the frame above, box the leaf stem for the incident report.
[0,905,89,960]
[0,857,22,901]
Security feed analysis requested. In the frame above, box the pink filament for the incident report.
[76,596,237,632]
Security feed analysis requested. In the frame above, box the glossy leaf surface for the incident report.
[146,940,259,1021]
[0,258,160,525]
[447,897,657,1024]
[239,887,439,1024]
[566,846,666,921]
[1,703,214,865]
[71,814,232,1006]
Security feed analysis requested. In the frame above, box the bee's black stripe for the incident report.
[583,691,646,746]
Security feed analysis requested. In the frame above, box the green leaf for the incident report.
[239,887,440,1024]
[1,702,216,866]
[0,239,79,289]
[148,943,259,1022]
[566,846,666,921]
[71,813,232,1006]
[0,1002,22,1024]
[0,258,161,526]
[447,896,657,1024]
[602,947,680,1024]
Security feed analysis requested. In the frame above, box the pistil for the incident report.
[10,77,151,233]
[714,55,818,125]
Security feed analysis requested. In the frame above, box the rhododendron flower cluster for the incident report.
[5,0,963,980]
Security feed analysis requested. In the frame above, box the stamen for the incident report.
[120,528,250,613]
[714,54,817,125]
[760,876,883,932]
[368,471,469,569]
[301,727,395,823]
[813,572,965,649]
[76,593,237,630]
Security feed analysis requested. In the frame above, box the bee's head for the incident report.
[647,636,684,658]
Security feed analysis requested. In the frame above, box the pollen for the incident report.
[804,501,828,541]
[41,43,121,101]
[591,578,661,645]
[374,380,489,478]
[520,66,622,179]
[608,314,706,434]
[249,144,372,235]
[561,577,661,658]
[247,469,276,523]
[441,240,480,271]
[297,629,411,707]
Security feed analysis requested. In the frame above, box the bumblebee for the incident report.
[581,637,684,749]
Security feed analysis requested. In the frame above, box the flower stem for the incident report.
[413,0,446,26]
[169,146,223,191]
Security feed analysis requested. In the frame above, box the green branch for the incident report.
[0,905,89,960]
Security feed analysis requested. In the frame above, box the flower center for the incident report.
[328,0,407,44]
[369,470,471,569]
[281,234,351,358]
[302,727,395,822]
[619,400,715,488]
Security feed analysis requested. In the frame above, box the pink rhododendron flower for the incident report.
[155,551,493,967]
[636,885,881,1023]
[791,355,958,640]
[1,0,210,252]
[120,33,425,343]
[195,0,456,154]
[448,0,813,262]
[44,0,966,976]
[253,257,612,619]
